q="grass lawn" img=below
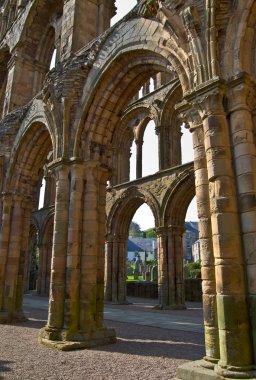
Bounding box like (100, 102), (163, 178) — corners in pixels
(126, 276), (144, 282)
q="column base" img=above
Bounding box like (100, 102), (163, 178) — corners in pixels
(38, 326), (116, 351)
(0, 310), (27, 324)
(174, 361), (256, 380)
(201, 356), (219, 370)
(154, 304), (186, 310)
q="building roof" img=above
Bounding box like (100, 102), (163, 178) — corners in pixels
(185, 221), (198, 233)
(127, 237), (157, 252)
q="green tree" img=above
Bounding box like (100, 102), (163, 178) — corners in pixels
(184, 261), (201, 279)
(129, 221), (142, 237)
(144, 228), (156, 238)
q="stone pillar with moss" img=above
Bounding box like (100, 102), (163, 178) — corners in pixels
(0, 193), (32, 322)
(176, 82), (255, 379)
(39, 160), (116, 350)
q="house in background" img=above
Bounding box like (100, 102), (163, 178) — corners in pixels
(192, 240), (201, 262)
(127, 237), (157, 262)
(183, 222), (199, 263)
(127, 221), (199, 264)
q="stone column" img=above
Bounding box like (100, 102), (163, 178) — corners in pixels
(142, 81), (150, 96)
(171, 123), (182, 166)
(155, 125), (167, 170)
(156, 225), (186, 309)
(227, 75), (256, 364)
(37, 238), (52, 296)
(0, 155), (5, 227)
(195, 86), (254, 377)
(37, 242), (47, 295)
(0, 193), (13, 318)
(39, 161), (115, 349)
(79, 160), (115, 343)
(0, 193), (27, 322)
(169, 225), (186, 307)
(117, 236), (127, 303)
(190, 117), (220, 366)
(43, 172), (55, 208)
(105, 234), (127, 304)
(135, 139), (143, 179)
(104, 235), (113, 302)
(120, 145), (131, 184)
(156, 227), (168, 307)
(16, 197), (32, 308)
(63, 163), (83, 337)
(24, 232), (35, 292)
(41, 163), (70, 338)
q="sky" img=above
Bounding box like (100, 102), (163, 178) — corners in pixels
(111, 1), (137, 25)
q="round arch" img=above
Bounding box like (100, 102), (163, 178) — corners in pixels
(74, 16), (191, 158)
(4, 118), (54, 196)
(107, 186), (160, 237)
(105, 185), (160, 303)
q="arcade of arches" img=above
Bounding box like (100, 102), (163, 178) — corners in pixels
(1, 1), (256, 379)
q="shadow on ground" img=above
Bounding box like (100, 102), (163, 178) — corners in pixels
(0, 360), (13, 379)
(95, 320), (205, 360)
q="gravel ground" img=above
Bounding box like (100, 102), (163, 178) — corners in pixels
(0, 306), (204, 380)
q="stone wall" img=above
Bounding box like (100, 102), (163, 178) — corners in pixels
(126, 279), (202, 302)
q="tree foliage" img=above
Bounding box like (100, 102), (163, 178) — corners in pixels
(144, 228), (156, 238)
(129, 221), (142, 237)
(184, 261), (201, 279)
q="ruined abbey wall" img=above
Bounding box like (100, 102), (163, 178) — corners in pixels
(1, 1), (256, 379)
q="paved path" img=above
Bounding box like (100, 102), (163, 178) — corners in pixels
(23, 293), (204, 334)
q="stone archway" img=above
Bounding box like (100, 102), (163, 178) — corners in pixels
(1, 2), (256, 379)
(159, 166), (196, 309)
(106, 163), (195, 309)
(0, 118), (54, 322)
(35, 211), (54, 297)
(106, 186), (160, 304)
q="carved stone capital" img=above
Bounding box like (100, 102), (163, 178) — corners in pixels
(227, 73), (256, 114)
(185, 79), (226, 120)
(176, 99), (202, 131)
(168, 224), (185, 236)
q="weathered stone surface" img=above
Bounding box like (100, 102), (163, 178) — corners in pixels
(0, 1), (256, 379)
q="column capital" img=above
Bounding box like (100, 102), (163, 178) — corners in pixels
(168, 224), (185, 236)
(135, 138), (144, 146)
(155, 226), (168, 237)
(105, 233), (114, 243)
(1, 192), (13, 205)
(226, 73), (256, 114)
(85, 160), (112, 183)
(155, 125), (166, 135)
(184, 79), (226, 120)
(0, 191), (33, 210)
(176, 100), (202, 132)
(112, 233), (127, 243)
(48, 160), (70, 178)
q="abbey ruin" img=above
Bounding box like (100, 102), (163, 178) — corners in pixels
(0, 0), (256, 379)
